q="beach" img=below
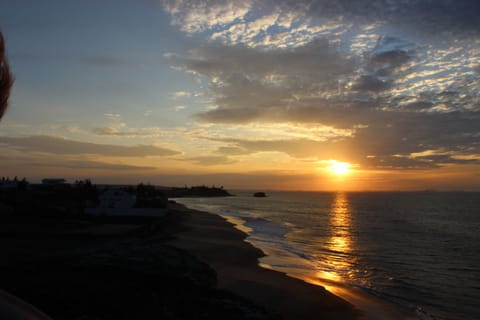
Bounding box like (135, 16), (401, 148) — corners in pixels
(0, 201), (419, 319)
(169, 202), (418, 320)
(0, 211), (270, 319)
(169, 203), (358, 319)
(175, 191), (480, 320)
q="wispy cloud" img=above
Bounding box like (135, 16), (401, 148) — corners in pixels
(173, 90), (192, 98)
(162, 0), (253, 33)
(0, 154), (156, 179)
(0, 135), (180, 157)
(184, 155), (237, 166)
(30, 159), (156, 171)
(210, 132), (480, 170)
(174, 105), (186, 111)
(90, 126), (161, 138)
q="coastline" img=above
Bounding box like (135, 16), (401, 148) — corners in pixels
(169, 202), (418, 320)
(0, 212), (274, 319)
(0, 200), (419, 319)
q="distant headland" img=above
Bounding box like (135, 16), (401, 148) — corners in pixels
(163, 185), (233, 198)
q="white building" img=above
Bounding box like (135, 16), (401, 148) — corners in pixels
(85, 188), (168, 217)
(98, 188), (136, 209)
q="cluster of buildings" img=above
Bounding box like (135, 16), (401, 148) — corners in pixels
(1, 177), (168, 218)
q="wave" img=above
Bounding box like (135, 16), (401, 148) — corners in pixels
(174, 192), (480, 320)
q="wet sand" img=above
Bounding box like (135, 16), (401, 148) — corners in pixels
(170, 203), (418, 320)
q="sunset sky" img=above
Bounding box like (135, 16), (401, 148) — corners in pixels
(1, 0), (479, 190)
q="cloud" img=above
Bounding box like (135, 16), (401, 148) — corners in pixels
(173, 90), (192, 98)
(104, 113), (121, 119)
(90, 125), (189, 139)
(166, 3), (479, 118)
(0, 155), (156, 183)
(162, 0), (352, 48)
(91, 126), (157, 138)
(172, 39), (352, 77)
(284, 0), (480, 35)
(163, 0), (480, 48)
(0, 135), (180, 157)
(174, 105), (186, 111)
(213, 137), (343, 159)
(187, 122), (353, 144)
(216, 146), (250, 156)
(169, 36), (479, 169)
(351, 75), (391, 92)
(164, 0), (480, 171)
(30, 159), (156, 171)
(171, 40), (355, 123)
(162, 0), (253, 33)
(352, 36), (416, 92)
(206, 108), (480, 169)
(184, 155), (237, 166)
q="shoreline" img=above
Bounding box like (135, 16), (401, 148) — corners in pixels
(0, 200), (419, 319)
(0, 212), (276, 319)
(170, 202), (418, 320)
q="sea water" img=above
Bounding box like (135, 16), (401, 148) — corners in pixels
(174, 191), (480, 320)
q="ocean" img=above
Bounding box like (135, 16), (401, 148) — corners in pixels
(174, 191), (480, 320)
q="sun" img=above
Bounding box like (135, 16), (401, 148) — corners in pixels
(328, 160), (351, 175)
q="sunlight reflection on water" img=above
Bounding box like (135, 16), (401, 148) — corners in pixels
(316, 192), (356, 283)
(174, 191), (480, 319)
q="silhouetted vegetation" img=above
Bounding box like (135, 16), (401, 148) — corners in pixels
(0, 178), (98, 216)
(165, 185), (233, 198)
(134, 183), (168, 208)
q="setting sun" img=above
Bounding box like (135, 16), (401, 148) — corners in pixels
(328, 160), (351, 176)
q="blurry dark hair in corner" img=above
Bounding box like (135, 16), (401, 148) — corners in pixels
(0, 32), (14, 120)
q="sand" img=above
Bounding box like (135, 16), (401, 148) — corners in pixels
(0, 214), (275, 319)
(0, 202), (417, 319)
(169, 203), (359, 319)
(169, 203), (418, 320)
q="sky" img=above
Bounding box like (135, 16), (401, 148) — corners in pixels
(0, 0), (479, 191)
